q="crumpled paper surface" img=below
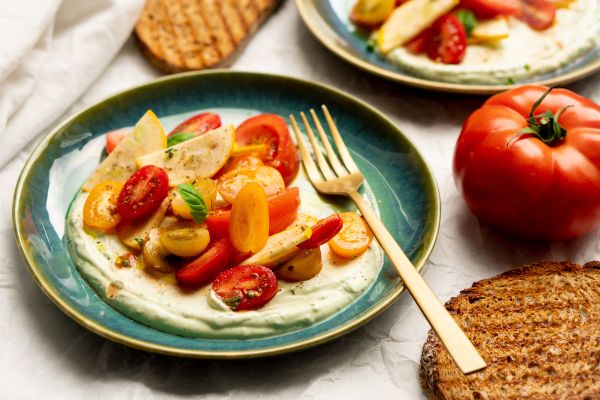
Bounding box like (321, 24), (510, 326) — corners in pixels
(1, 1), (599, 399)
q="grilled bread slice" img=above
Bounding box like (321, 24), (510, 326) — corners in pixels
(135, 0), (279, 73)
(421, 261), (600, 400)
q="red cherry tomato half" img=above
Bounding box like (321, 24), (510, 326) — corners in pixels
(518, 0), (555, 31)
(117, 165), (169, 220)
(106, 128), (129, 154)
(235, 114), (299, 185)
(460, 0), (521, 18)
(426, 14), (467, 65)
(212, 264), (278, 311)
(405, 28), (432, 54)
(168, 112), (221, 137)
(205, 187), (300, 239)
(298, 214), (344, 249)
(176, 238), (232, 288)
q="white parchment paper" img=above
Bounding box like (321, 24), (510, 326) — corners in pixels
(1, 1), (599, 399)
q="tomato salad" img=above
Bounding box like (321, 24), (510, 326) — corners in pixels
(81, 112), (374, 312)
(352, 0), (559, 65)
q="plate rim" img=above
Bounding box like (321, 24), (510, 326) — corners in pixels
(295, 0), (600, 95)
(12, 69), (441, 358)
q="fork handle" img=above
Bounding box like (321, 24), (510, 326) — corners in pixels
(348, 191), (486, 375)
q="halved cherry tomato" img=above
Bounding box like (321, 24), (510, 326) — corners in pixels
(212, 264), (278, 311)
(329, 212), (374, 258)
(117, 165), (169, 220)
(405, 29), (432, 55)
(222, 155), (264, 175)
(217, 166), (285, 204)
(83, 181), (123, 231)
(159, 220), (211, 258)
(426, 14), (467, 65)
(229, 183), (270, 253)
(176, 238), (232, 288)
(519, 0), (555, 30)
(206, 187), (300, 239)
(460, 0), (521, 18)
(168, 112), (221, 137)
(170, 177), (217, 219)
(350, 0), (395, 28)
(105, 128), (128, 154)
(235, 114), (299, 185)
(298, 214), (344, 249)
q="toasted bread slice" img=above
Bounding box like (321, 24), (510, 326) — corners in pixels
(135, 0), (279, 73)
(421, 261), (600, 400)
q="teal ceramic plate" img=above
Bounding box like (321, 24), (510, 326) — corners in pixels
(13, 70), (440, 358)
(296, 0), (600, 94)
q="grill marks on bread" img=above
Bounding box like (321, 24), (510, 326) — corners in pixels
(420, 261), (600, 400)
(135, 0), (278, 73)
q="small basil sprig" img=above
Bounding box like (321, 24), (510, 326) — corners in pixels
(167, 132), (196, 147)
(177, 183), (208, 224)
(456, 10), (477, 37)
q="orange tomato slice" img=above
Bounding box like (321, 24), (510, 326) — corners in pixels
(229, 183), (269, 253)
(328, 212), (373, 258)
(83, 181), (123, 231)
(217, 166), (284, 204)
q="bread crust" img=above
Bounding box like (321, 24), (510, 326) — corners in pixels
(134, 0), (280, 74)
(420, 261), (600, 400)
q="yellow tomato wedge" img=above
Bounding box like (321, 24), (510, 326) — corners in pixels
(229, 182), (270, 253)
(217, 166), (285, 204)
(230, 143), (267, 157)
(83, 181), (123, 231)
(329, 212), (373, 258)
(351, 0), (395, 26)
(170, 177), (217, 220)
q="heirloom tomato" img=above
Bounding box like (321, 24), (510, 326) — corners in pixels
(453, 85), (600, 241)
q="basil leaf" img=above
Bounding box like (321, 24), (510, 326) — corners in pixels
(167, 132), (196, 147)
(177, 183), (208, 224)
(456, 10), (477, 37)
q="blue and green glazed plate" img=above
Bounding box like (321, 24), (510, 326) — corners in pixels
(13, 70), (440, 358)
(296, 0), (600, 94)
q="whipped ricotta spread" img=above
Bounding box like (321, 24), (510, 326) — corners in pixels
(385, 0), (600, 84)
(66, 175), (383, 338)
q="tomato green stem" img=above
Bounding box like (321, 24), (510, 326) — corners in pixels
(507, 87), (572, 147)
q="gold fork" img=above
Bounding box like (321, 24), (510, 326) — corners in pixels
(289, 106), (486, 375)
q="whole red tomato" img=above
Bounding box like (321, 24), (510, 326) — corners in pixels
(453, 85), (600, 241)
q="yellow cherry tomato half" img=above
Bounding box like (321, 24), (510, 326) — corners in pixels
(159, 221), (210, 258)
(217, 166), (284, 204)
(171, 177), (217, 220)
(328, 212), (373, 258)
(83, 181), (123, 231)
(229, 182), (270, 253)
(351, 0), (395, 27)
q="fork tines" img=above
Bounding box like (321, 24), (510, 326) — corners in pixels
(289, 105), (362, 189)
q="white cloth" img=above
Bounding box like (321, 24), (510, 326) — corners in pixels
(0, 0), (144, 166)
(1, 1), (600, 399)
